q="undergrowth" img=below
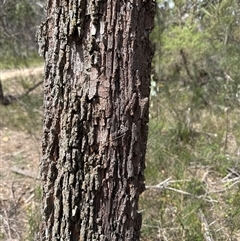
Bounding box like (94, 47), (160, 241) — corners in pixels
(0, 53), (43, 69)
(0, 75), (43, 134)
(1, 67), (240, 240)
(24, 185), (42, 241)
(0, 73), (43, 240)
(140, 79), (240, 240)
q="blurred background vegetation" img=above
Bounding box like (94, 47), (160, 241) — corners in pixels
(0, 0), (44, 68)
(141, 0), (240, 240)
(0, 1), (44, 240)
(1, 0), (240, 240)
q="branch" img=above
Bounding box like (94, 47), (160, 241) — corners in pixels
(21, 80), (43, 97)
(0, 80), (43, 105)
(146, 177), (172, 190)
(10, 166), (40, 180)
(146, 177), (218, 203)
(198, 209), (214, 241)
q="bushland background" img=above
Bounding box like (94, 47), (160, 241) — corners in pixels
(1, 1), (240, 240)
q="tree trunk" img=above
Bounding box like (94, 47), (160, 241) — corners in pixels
(36, 1), (155, 240)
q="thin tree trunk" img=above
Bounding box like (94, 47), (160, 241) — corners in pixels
(36, 1), (155, 240)
(0, 80), (4, 103)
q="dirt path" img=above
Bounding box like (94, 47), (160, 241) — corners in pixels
(0, 66), (43, 81)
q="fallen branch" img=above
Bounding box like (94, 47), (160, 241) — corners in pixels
(146, 177), (218, 203)
(198, 209), (214, 241)
(146, 177), (173, 190)
(10, 166), (40, 180)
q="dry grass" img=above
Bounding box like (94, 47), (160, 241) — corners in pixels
(0, 68), (43, 241)
(140, 81), (240, 241)
(1, 67), (240, 241)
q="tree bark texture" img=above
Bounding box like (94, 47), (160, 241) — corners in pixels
(36, 1), (155, 240)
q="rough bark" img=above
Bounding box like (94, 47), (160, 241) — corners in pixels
(36, 1), (155, 240)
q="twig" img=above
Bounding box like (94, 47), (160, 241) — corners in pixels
(222, 167), (240, 182)
(24, 193), (35, 205)
(209, 179), (240, 194)
(166, 187), (217, 203)
(146, 177), (172, 190)
(198, 209), (214, 241)
(146, 177), (218, 203)
(3, 209), (12, 240)
(0, 79), (43, 105)
(166, 186), (194, 196)
(21, 80), (43, 97)
(10, 166), (40, 180)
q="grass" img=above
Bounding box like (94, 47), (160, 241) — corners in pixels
(0, 70), (43, 240)
(24, 185), (42, 241)
(0, 53), (43, 70)
(0, 75), (43, 134)
(1, 58), (240, 240)
(140, 79), (240, 240)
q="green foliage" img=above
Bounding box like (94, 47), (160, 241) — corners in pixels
(141, 83), (240, 240)
(0, 0), (44, 67)
(0, 76), (43, 134)
(0, 53), (43, 69)
(152, 0), (240, 107)
(141, 0), (240, 240)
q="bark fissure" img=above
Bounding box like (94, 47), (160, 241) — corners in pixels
(37, 1), (155, 240)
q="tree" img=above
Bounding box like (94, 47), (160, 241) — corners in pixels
(0, 0), (45, 65)
(36, 1), (155, 240)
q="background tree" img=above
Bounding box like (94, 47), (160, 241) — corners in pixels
(0, 0), (45, 67)
(0, 0), (45, 104)
(36, 1), (155, 240)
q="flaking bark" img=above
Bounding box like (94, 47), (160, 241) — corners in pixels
(36, 1), (155, 240)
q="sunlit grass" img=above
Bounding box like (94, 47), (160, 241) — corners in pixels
(0, 53), (43, 70)
(0, 75), (43, 134)
(140, 80), (240, 240)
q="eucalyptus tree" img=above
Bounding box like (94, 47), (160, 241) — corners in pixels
(36, 1), (155, 240)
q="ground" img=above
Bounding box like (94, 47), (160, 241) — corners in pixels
(0, 67), (43, 82)
(0, 67), (43, 240)
(1, 66), (240, 241)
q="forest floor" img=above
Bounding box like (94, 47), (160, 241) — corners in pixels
(0, 66), (43, 81)
(0, 66), (43, 240)
(1, 66), (240, 241)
